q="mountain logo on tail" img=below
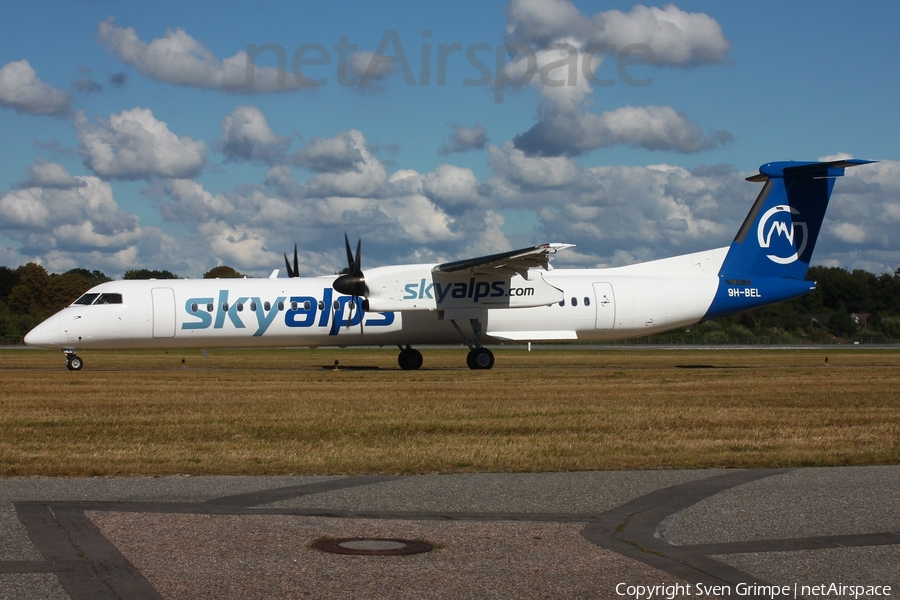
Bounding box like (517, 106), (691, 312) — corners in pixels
(758, 205), (807, 265)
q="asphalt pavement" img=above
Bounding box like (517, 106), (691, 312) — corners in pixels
(0, 467), (897, 599)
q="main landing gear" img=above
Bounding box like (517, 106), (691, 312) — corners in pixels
(466, 347), (494, 370)
(396, 344), (494, 371)
(397, 319), (494, 371)
(64, 351), (83, 371)
(396, 316), (495, 370)
(451, 316), (494, 370)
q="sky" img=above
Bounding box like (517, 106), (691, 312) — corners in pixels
(1, 0), (900, 278)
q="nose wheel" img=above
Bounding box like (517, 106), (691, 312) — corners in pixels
(65, 353), (83, 371)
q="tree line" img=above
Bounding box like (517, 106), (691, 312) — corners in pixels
(2, 262), (900, 343)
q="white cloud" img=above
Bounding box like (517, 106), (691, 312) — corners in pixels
(293, 131), (366, 173)
(75, 107), (207, 179)
(0, 60), (71, 116)
(422, 164), (484, 206)
(97, 18), (307, 93)
(21, 159), (84, 188)
(829, 222), (867, 244)
(53, 220), (142, 250)
(0, 165), (177, 275)
(502, 0), (732, 157)
(339, 51), (396, 88)
(197, 221), (279, 268)
(598, 5), (731, 67)
(158, 179), (236, 223)
(514, 104), (734, 156)
(214, 105), (290, 164)
(0, 188), (51, 228)
(302, 130), (389, 197)
(505, 0), (730, 67)
(438, 123), (488, 155)
(488, 142), (584, 191)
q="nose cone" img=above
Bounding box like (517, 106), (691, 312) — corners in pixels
(23, 314), (61, 348)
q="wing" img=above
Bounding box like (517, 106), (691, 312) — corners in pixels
(434, 243), (574, 277)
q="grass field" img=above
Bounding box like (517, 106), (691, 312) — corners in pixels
(1, 346), (898, 476)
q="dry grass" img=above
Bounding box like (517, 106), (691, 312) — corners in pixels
(1, 347), (898, 476)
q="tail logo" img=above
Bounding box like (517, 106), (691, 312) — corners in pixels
(757, 205), (807, 265)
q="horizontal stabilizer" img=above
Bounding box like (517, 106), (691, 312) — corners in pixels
(746, 158), (875, 182)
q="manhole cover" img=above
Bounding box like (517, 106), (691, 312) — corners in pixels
(311, 538), (433, 556)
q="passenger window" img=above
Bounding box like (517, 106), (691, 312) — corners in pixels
(558, 300), (564, 307)
(318, 301), (325, 310)
(191, 303), (198, 313)
(206, 303), (213, 312)
(277, 301), (284, 311)
(236, 302), (244, 312)
(304, 301), (311, 311)
(73, 293), (100, 305)
(291, 301), (298, 311)
(571, 297), (577, 307)
(222, 302), (229, 311)
(584, 297), (590, 306)
(250, 301), (257, 312)
(264, 301), (271, 311)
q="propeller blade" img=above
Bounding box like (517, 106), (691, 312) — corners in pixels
(283, 243), (301, 278)
(344, 232), (355, 274)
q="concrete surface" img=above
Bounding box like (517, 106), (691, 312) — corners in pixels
(0, 467), (896, 599)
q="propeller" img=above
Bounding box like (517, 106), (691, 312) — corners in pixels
(333, 233), (369, 297)
(333, 233), (369, 334)
(283, 243), (300, 278)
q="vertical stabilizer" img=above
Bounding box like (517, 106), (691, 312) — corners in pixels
(704, 159), (873, 320)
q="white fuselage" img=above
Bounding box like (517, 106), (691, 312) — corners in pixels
(24, 247), (727, 351)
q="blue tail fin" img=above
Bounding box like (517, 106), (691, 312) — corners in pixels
(704, 158), (874, 320)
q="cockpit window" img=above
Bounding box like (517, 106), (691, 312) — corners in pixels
(72, 292), (123, 306)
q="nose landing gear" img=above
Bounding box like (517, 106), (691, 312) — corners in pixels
(64, 351), (83, 371)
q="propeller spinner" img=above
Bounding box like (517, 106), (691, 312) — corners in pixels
(332, 233), (369, 298)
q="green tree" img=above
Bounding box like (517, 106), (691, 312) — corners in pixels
(0, 266), (18, 302)
(203, 265), (245, 279)
(46, 272), (93, 312)
(825, 302), (857, 336)
(7, 285), (36, 315)
(64, 268), (112, 286)
(124, 269), (180, 280)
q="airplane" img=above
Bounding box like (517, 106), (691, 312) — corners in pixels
(24, 158), (874, 371)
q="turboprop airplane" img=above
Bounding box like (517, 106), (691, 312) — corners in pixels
(24, 158), (873, 371)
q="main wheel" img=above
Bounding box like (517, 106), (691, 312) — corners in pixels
(467, 348), (494, 370)
(66, 355), (84, 371)
(398, 348), (423, 370)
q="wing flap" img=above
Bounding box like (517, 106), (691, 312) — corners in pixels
(435, 243), (574, 277)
